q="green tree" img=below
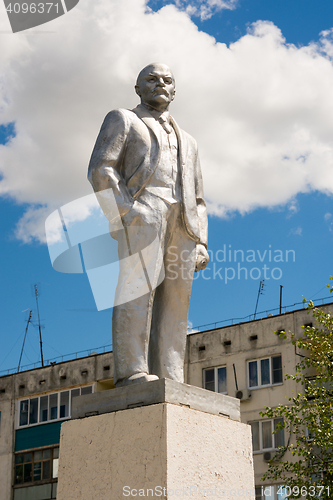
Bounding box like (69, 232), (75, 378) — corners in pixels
(260, 297), (333, 499)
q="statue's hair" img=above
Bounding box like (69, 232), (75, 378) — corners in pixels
(136, 63), (175, 87)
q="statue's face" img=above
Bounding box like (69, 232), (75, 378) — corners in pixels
(135, 63), (175, 111)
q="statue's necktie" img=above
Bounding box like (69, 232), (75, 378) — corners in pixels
(158, 115), (173, 134)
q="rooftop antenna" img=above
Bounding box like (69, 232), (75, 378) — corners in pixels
(34, 284), (44, 367)
(279, 285), (283, 314)
(18, 310), (32, 372)
(254, 280), (265, 320)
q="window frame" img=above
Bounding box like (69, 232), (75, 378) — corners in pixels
(249, 418), (285, 453)
(17, 385), (94, 429)
(203, 366), (227, 394)
(14, 446), (59, 487)
(247, 355), (283, 389)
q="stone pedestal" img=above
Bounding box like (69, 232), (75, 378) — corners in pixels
(57, 379), (255, 499)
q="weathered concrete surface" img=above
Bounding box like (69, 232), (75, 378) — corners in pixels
(72, 377), (240, 422)
(166, 404), (254, 497)
(0, 394), (14, 500)
(57, 402), (254, 500)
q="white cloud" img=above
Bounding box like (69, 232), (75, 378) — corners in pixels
(324, 212), (333, 232)
(14, 206), (51, 243)
(172, 0), (238, 20)
(289, 227), (303, 236)
(187, 321), (199, 333)
(287, 199), (299, 217)
(1, 1), (333, 242)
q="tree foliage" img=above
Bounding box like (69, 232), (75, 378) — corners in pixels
(260, 294), (333, 498)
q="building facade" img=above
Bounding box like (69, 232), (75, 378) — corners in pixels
(186, 305), (324, 500)
(0, 304), (329, 500)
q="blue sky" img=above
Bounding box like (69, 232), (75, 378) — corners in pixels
(1, 0), (333, 374)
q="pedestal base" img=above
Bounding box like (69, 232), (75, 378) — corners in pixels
(57, 381), (255, 499)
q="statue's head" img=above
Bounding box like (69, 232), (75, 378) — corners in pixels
(135, 63), (175, 112)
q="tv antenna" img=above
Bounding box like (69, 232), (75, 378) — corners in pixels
(254, 280), (265, 319)
(18, 310), (32, 372)
(34, 284), (44, 367)
(279, 285), (283, 314)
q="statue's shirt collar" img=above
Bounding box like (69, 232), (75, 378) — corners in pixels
(141, 103), (170, 124)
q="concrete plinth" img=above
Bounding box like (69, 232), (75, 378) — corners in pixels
(57, 380), (255, 500)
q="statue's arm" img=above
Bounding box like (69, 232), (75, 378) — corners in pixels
(194, 148), (208, 249)
(192, 145), (209, 271)
(88, 109), (134, 218)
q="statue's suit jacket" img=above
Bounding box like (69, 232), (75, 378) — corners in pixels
(88, 104), (208, 247)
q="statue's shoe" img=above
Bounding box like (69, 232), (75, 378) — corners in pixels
(116, 372), (159, 388)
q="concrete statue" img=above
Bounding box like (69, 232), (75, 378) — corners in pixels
(88, 63), (209, 387)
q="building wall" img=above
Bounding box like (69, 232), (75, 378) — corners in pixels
(0, 352), (114, 500)
(0, 375), (14, 500)
(12, 352), (114, 402)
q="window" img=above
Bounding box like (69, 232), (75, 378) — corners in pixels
(14, 446), (59, 485)
(19, 400), (29, 426)
(248, 355), (283, 389)
(250, 418), (284, 452)
(60, 391), (69, 418)
(17, 386), (93, 428)
(255, 486), (287, 500)
(306, 423), (317, 441)
(53, 447), (59, 478)
(29, 398), (38, 424)
(40, 395), (48, 422)
(203, 366), (227, 394)
(49, 394), (58, 420)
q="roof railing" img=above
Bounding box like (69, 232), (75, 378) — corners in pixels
(1, 295), (332, 377)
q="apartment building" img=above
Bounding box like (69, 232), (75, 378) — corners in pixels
(186, 304), (324, 500)
(0, 304), (328, 500)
